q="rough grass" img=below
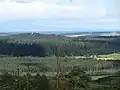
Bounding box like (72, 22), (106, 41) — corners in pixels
(0, 56), (120, 80)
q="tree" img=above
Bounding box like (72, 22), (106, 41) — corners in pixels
(65, 68), (91, 90)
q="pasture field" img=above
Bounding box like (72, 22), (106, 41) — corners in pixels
(98, 53), (120, 59)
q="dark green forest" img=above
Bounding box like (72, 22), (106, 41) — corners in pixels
(0, 38), (120, 57)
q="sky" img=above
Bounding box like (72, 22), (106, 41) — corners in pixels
(0, 0), (120, 32)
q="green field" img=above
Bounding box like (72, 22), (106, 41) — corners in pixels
(98, 53), (120, 58)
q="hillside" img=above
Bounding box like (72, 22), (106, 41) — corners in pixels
(0, 32), (120, 57)
(0, 32), (70, 41)
(72, 36), (120, 41)
(0, 33), (12, 36)
(64, 31), (120, 37)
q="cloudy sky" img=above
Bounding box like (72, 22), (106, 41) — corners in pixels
(0, 0), (120, 32)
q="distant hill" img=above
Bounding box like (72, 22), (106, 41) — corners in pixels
(0, 33), (12, 36)
(0, 32), (70, 41)
(1, 31), (120, 41)
(63, 31), (120, 37)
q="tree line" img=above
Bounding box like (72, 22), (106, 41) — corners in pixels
(0, 39), (120, 57)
